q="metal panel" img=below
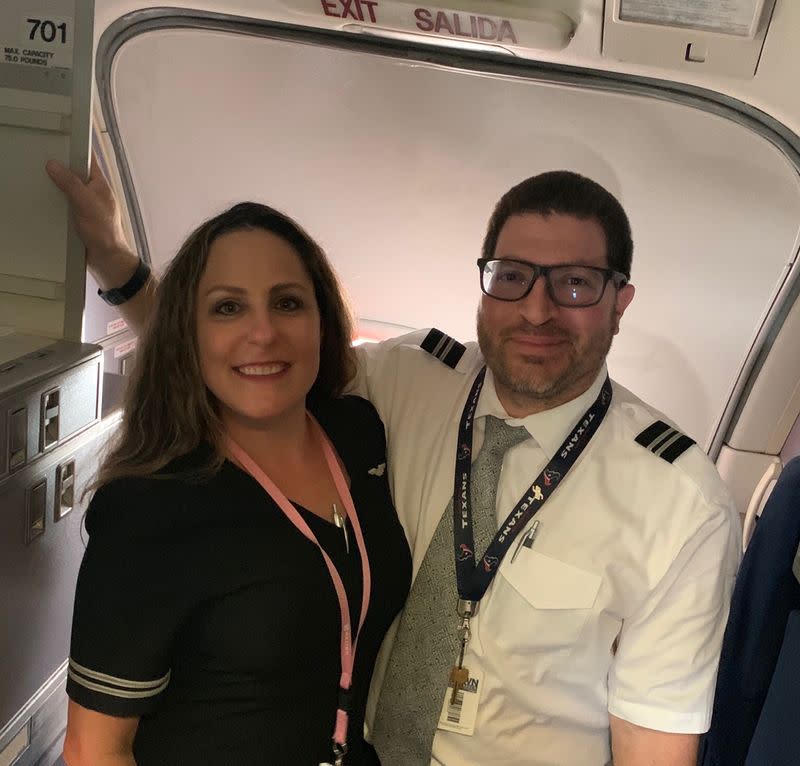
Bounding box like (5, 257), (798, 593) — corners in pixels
(0, 418), (118, 751)
(0, 342), (101, 479)
(0, 342), (104, 747)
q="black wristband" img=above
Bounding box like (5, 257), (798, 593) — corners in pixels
(97, 260), (151, 306)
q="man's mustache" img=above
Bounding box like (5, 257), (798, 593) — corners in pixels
(501, 321), (571, 341)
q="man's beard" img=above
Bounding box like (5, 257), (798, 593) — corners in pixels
(476, 312), (614, 409)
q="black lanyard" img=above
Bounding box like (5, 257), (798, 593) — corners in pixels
(452, 367), (613, 604)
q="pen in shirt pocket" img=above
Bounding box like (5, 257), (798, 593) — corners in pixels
(511, 520), (541, 563)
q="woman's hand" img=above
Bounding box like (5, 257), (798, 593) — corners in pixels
(46, 153), (133, 267)
(46, 151), (154, 333)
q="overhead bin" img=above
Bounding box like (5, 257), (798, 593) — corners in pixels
(0, 0), (93, 348)
(603, 0), (777, 78)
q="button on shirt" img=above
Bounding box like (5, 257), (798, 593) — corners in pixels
(353, 330), (741, 766)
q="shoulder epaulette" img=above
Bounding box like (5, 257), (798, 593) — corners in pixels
(420, 329), (466, 369)
(635, 420), (696, 464)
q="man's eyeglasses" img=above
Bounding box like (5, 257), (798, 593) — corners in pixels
(477, 258), (628, 307)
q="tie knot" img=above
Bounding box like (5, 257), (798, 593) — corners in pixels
(482, 415), (530, 458)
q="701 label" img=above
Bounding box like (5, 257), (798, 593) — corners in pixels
(26, 18), (68, 44)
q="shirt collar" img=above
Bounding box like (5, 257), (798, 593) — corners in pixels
(474, 364), (609, 457)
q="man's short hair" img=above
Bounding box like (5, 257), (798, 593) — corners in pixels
(482, 171), (634, 279)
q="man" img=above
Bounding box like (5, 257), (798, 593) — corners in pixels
(48, 159), (740, 765)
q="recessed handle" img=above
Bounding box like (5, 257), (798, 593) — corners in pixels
(40, 388), (60, 450)
(55, 459), (76, 521)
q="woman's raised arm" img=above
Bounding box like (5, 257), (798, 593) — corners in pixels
(46, 153), (155, 334)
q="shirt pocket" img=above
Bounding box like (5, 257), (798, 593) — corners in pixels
(494, 550), (602, 652)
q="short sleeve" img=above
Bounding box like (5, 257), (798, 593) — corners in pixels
(319, 395), (388, 467)
(350, 328), (478, 431)
(67, 479), (193, 717)
(608, 496), (741, 733)
(349, 330), (437, 408)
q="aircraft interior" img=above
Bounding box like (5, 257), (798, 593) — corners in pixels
(1, 0), (799, 763)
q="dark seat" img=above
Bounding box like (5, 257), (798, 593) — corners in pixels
(699, 456), (800, 765)
(745, 609), (800, 764)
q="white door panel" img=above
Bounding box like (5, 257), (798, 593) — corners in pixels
(100, 22), (800, 451)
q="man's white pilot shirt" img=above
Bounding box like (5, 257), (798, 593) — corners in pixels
(355, 330), (741, 766)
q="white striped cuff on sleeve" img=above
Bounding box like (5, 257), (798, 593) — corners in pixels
(68, 658), (171, 700)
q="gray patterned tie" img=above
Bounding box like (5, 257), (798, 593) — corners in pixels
(371, 415), (530, 765)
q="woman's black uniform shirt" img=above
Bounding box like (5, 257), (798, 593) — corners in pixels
(67, 396), (411, 765)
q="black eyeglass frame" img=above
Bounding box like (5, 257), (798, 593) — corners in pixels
(476, 257), (629, 307)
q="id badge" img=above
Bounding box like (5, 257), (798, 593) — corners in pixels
(437, 668), (483, 736)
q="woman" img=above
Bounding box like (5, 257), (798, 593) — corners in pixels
(62, 202), (411, 765)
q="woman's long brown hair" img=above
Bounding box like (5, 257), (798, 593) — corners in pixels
(92, 202), (356, 490)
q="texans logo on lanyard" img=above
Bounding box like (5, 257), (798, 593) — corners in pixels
(446, 368), (613, 707)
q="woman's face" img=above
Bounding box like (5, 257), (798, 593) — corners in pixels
(195, 228), (321, 432)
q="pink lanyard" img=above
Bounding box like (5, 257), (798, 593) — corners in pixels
(226, 413), (372, 765)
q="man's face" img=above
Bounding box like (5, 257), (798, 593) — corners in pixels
(477, 213), (635, 416)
